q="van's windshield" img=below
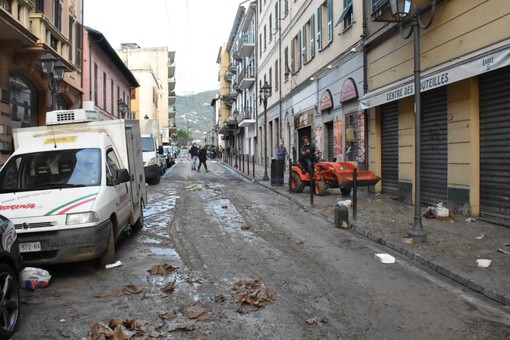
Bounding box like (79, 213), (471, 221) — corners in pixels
(141, 137), (155, 152)
(0, 149), (101, 193)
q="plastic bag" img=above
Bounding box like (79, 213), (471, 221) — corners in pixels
(20, 267), (51, 290)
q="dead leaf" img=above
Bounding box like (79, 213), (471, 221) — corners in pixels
(161, 280), (176, 294)
(232, 279), (275, 309)
(148, 263), (179, 275)
(214, 294), (226, 303)
(167, 322), (196, 332)
(179, 302), (210, 320)
(159, 311), (177, 320)
(305, 318), (318, 325)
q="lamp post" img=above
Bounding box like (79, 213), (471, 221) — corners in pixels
(259, 81), (271, 181)
(117, 99), (128, 118)
(233, 109), (239, 168)
(40, 52), (68, 110)
(389, 0), (436, 243)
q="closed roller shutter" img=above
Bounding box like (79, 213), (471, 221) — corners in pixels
(420, 87), (448, 205)
(326, 122), (334, 161)
(479, 66), (510, 225)
(381, 101), (399, 194)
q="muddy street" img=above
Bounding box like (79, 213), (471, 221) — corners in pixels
(12, 159), (510, 339)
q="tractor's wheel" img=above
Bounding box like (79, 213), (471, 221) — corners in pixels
(340, 187), (352, 196)
(291, 172), (304, 193)
(315, 180), (328, 196)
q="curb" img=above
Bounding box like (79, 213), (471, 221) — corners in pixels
(226, 163), (509, 306)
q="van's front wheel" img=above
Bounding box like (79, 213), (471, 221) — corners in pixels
(100, 221), (116, 267)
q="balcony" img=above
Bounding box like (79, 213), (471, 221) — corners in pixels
(238, 107), (255, 127)
(168, 78), (176, 93)
(30, 12), (71, 63)
(168, 106), (176, 119)
(0, 0), (38, 47)
(228, 60), (238, 73)
(168, 90), (176, 106)
(238, 32), (254, 58)
(228, 89), (239, 100)
(238, 65), (255, 90)
(168, 64), (175, 79)
(224, 72), (233, 82)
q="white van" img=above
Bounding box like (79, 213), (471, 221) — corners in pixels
(0, 109), (147, 265)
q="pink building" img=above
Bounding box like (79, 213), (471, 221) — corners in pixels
(82, 27), (138, 120)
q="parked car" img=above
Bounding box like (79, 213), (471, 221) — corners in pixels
(0, 214), (22, 339)
(162, 145), (175, 168)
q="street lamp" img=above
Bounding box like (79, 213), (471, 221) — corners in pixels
(389, 0), (436, 243)
(40, 52), (68, 110)
(117, 99), (128, 118)
(259, 81), (271, 181)
(233, 109), (239, 168)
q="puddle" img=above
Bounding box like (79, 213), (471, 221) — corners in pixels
(150, 247), (179, 257)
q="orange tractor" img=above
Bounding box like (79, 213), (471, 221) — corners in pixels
(290, 161), (381, 196)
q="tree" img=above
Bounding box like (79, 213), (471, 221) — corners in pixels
(175, 128), (193, 146)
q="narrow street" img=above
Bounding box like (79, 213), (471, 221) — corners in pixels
(13, 159), (510, 339)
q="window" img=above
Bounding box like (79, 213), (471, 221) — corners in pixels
(275, 60), (279, 90)
(259, 33), (262, 57)
(68, 17), (74, 62)
(284, 47), (290, 79)
(94, 63), (98, 104)
(9, 73), (38, 129)
(36, 0), (44, 12)
(291, 31), (301, 73)
(269, 14), (273, 42)
(54, 0), (62, 30)
(111, 79), (114, 114)
(317, 0), (333, 51)
(275, 1), (279, 29)
(337, 0), (353, 29)
(264, 25), (267, 50)
(303, 15), (315, 64)
(75, 23), (82, 68)
(103, 72), (107, 109)
(269, 67), (272, 92)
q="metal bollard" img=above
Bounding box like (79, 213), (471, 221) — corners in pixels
(353, 168), (357, 221)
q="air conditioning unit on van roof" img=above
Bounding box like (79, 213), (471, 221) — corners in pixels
(46, 109), (100, 125)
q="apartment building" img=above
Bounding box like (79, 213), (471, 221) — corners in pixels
(117, 44), (177, 144)
(0, 0), (83, 164)
(82, 27), (138, 120)
(364, 0), (510, 225)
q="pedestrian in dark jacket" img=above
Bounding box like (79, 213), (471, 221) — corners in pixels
(189, 143), (199, 170)
(197, 146), (209, 173)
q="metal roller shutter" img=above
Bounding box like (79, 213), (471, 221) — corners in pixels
(326, 122), (334, 161)
(479, 66), (510, 225)
(420, 87), (448, 205)
(381, 102), (399, 194)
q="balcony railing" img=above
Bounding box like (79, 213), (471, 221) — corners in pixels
(0, 0), (11, 11)
(238, 32), (255, 58)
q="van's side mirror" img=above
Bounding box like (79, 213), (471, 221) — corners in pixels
(158, 145), (163, 154)
(115, 168), (131, 184)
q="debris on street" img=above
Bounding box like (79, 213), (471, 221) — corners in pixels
(305, 318), (318, 325)
(94, 284), (144, 298)
(375, 253), (395, 264)
(497, 248), (509, 255)
(148, 263), (179, 275)
(86, 319), (167, 339)
(186, 184), (203, 191)
(232, 279), (275, 310)
(158, 311), (177, 320)
(105, 260), (122, 269)
(161, 280), (176, 294)
(423, 203), (454, 221)
(476, 259), (491, 268)
(20, 267), (51, 290)
(179, 302), (210, 320)
(475, 234), (485, 240)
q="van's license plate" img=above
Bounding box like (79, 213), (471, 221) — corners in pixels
(19, 242), (41, 253)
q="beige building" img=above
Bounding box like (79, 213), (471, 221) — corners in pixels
(117, 44), (177, 144)
(0, 0), (83, 163)
(363, 0), (510, 225)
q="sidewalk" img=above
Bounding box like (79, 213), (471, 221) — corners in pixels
(221, 158), (510, 306)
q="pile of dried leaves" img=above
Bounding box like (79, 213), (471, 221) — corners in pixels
(232, 279), (275, 311)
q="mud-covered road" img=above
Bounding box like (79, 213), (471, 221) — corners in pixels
(12, 159), (510, 339)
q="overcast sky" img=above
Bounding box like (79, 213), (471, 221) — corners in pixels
(84, 0), (245, 95)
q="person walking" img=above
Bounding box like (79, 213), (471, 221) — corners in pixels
(189, 143), (199, 170)
(197, 145), (210, 173)
(276, 142), (287, 160)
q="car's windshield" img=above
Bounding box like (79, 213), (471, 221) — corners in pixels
(0, 149), (101, 192)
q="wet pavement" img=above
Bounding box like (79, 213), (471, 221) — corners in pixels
(220, 158), (510, 307)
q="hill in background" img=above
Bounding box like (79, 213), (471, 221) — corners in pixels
(175, 90), (218, 142)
